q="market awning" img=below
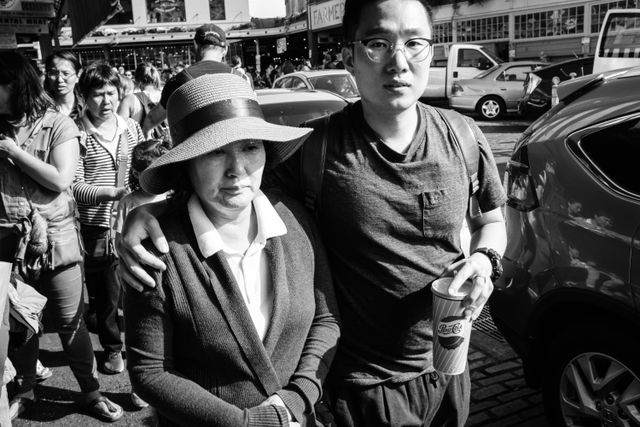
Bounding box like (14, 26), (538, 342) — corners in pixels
(68, 0), (122, 47)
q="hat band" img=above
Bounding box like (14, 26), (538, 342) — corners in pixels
(171, 98), (264, 145)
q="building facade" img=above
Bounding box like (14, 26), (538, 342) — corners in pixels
(58, 0), (251, 71)
(49, 0), (639, 73)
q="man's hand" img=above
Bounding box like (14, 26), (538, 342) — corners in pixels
(443, 252), (494, 321)
(116, 202), (169, 292)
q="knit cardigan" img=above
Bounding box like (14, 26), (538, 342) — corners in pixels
(124, 190), (340, 427)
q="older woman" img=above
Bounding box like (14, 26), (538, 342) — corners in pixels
(0, 52), (122, 422)
(125, 73), (340, 426)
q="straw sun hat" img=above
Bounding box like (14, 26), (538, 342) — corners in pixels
(140, 73), (313, 194)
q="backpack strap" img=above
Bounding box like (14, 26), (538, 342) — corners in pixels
(436, 108), (482, 218)
(300, 115), (330, 216)
(134, 92), (149, 123)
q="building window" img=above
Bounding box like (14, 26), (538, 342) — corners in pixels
(146, 0), (185, 23)
(591, 1), (639, 33)
(455, 15), (508, 42)
(433, 22), (452, 44)
(209, 0), (226, 20)
(515, 7), (584, 39)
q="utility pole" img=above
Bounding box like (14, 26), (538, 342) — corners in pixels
(306, 0), (317, 66)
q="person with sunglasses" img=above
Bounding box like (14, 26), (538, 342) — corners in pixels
(117, 1), (507, 425)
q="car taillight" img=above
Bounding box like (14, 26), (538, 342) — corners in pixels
(524, 74), (542, 97)
(504, 147), (539, 212)
(451, 82), (463, 96)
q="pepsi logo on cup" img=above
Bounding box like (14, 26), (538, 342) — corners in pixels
(437, 314), (467, 350)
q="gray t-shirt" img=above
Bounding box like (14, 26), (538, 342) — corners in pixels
(266, 102), (506, 386)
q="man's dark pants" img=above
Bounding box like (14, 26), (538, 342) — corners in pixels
(327, 366), (471, 427)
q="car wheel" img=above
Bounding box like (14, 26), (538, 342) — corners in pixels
(542, 322), (640, 427)
(476, 96), (505, 120)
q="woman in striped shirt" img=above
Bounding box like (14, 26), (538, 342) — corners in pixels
(73, 64), (144, 391)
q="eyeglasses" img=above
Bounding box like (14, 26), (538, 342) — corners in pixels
(124, 72), (132, 78)
(351, 37), (434, 63)
(46, 69), (76, 80)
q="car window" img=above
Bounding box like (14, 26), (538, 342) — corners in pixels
(275, 77), (293, 89)
(497, 65), (536, 82)
(310, 75), (360, 98)
(579, 117), (640, 195)
(457, 49), (493, 69)
(291, 77), (306, 90)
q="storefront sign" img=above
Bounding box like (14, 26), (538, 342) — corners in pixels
(0, 0), (54, 32)
(310, 0), (345, 30)
(0, 15), (49, 33)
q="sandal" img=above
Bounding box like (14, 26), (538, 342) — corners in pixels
(85, 396), (123, 422)
(9, 397), (35, 421)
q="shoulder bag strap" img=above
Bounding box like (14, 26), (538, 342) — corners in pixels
(300, 115), (330, 217)
(110, 123), (130, 241)
(436, 108), (482, 218)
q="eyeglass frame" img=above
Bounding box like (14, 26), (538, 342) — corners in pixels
(45, 69), (77, 80)
(349, 37), (434, 63)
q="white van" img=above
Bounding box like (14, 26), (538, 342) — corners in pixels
(593, 8), (640, 74)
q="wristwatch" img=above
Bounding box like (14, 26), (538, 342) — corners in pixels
(472, 247), (503, 282)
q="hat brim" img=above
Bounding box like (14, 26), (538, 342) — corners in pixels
(140, 117), (313, 194)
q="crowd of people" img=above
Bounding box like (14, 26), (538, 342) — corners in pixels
(0, 0), (507, 426)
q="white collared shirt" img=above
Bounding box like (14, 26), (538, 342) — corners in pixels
(81, 112), (128, 160)
(188, 191), (287, 341)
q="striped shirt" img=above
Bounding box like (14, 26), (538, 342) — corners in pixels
(73, 113), (143, 229)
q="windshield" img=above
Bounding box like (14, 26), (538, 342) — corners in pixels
(599, 13), (640, 56)
(309, 75), (360, 98)
(475, 65), (501, 79)
(484, 48), (503, 65)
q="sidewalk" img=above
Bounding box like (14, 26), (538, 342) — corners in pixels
(468, 308), (548, 426)
(13, 307), (548, 426)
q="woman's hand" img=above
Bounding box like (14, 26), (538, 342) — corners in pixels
(112, 186), (129, 201)
(116, 202), (169, 292)
(442, 252), (494, 321)
(0, 134), (17, 160)
(259, 395), (298, 426)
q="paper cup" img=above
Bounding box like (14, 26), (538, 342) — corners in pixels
(431, 277), (473, 375)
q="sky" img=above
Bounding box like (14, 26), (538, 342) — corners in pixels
(248, 0), (286, 18)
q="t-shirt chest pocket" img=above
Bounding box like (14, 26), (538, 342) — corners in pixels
(421, 187), (466, 239)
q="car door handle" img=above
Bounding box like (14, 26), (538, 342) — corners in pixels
(453, 71), (458, 78)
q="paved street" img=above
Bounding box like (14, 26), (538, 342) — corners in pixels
(13, 115), (549, 427)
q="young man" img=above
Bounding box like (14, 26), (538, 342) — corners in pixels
(141, 23), (232, 138)
(118, 0), (507, 425)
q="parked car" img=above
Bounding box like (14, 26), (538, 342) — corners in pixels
(256, 88), (348, 126)
(448, 61), (546, 120)
(491, 66), (640, 427)
(519, 56), (594, 117)
(272, 70), (360, 102)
